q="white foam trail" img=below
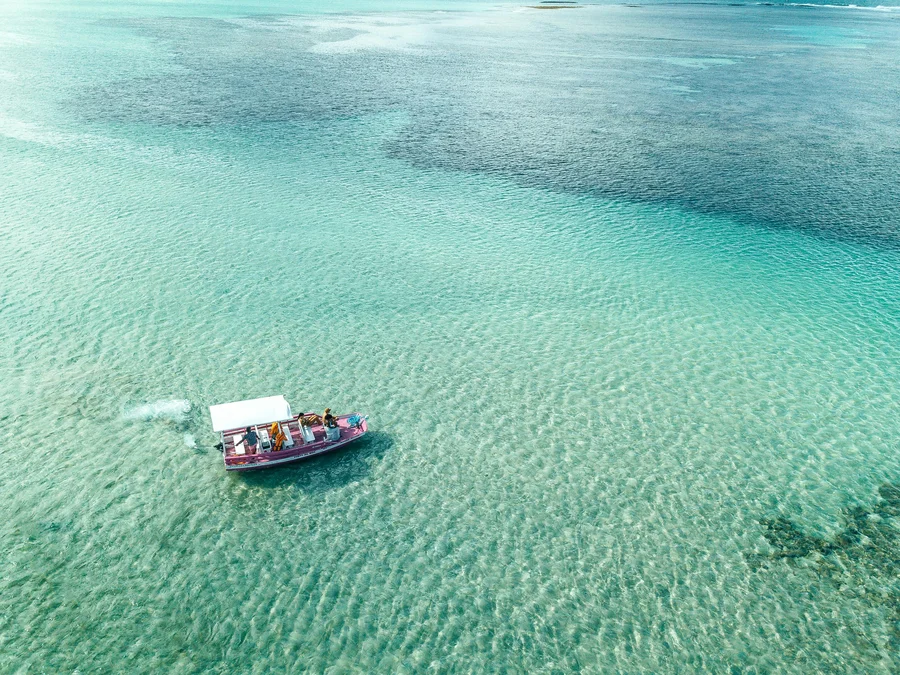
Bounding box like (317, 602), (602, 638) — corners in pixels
(305, 17), (432, 54)
(0, 31), (35, 46)
(0, 115), (78, 147)
(768, 3), (900, 10)
(123, 399), (191, 422)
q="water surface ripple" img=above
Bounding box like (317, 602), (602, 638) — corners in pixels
(1, 2), (900, 673)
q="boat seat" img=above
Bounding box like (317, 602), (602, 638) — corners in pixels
(281, 424), (294, 447)
(259, 428), (271, 452)
(232, 434), (246, 456)
(300, 425), (315, 443)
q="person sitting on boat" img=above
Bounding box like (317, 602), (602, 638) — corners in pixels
(323, 408), (338, 428)
(236, 426), (259, 453)
(300, 412), (321, 426)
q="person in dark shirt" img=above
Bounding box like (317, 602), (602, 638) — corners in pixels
(322, 408), (338, 428)
(237, 426), (259, 452)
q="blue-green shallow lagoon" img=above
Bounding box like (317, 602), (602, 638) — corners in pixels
(2, 2), (900, 672)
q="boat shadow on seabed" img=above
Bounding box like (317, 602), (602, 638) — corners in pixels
(232, 430), (393, 493)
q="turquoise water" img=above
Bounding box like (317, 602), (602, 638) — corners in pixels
(2, 1), (900, 672)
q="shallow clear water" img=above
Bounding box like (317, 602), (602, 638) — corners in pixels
(2, 1), (900, 672)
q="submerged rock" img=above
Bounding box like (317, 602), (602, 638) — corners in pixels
(760, 516), (828, 559)
(751, 482), (900, 654)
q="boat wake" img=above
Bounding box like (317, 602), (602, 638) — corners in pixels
(123, 399), (191, 423)
(761, 2), (900, 10)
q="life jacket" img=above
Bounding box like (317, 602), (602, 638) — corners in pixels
(274, 431), (286, 452)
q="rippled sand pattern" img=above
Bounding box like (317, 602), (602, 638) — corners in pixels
(2, 2), (900, 673)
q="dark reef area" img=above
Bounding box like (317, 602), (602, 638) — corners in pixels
(749, 484), (900, 651)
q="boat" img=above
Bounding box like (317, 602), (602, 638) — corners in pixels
(209, 395), (368, 471)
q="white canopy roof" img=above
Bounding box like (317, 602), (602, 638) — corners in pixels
(209, 395), (293, 432)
